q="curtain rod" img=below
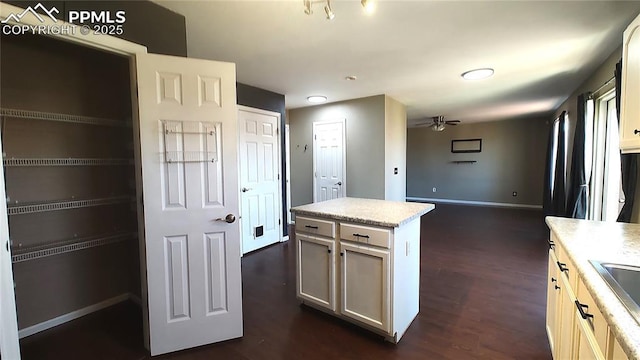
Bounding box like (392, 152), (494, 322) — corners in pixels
(588, 76), (615, 98)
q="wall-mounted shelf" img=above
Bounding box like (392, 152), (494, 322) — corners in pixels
(450, 160), (477, 164)
(7, 195), (134, 216)
(0, 108), (131, 128)
(3, 158), (133, 167)
(11, 231), (137, 263)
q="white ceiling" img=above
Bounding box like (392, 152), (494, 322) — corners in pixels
(155, 0), (640, 126)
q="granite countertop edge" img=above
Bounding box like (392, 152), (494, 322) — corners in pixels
(291, 206), (433, 228)
(546, 217), (640, 359)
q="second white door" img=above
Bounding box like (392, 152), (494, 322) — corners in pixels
(313, 120), (346, 202)
(238, 107), (282, 254)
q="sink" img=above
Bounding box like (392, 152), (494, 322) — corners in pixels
(590, 260), (640, 325)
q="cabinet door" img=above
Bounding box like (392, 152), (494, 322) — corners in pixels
(575, 307), (606, 360)
(558, 274), (577, 360)
(620, 13), (640, 153)
(296, 234), (336, 311)
(546, 250), (561, 357)
(340, 242), (390, 333)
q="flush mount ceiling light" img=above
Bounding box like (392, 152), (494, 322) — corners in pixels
(307, 95), (327, 103)
(461, 68), (494, 80)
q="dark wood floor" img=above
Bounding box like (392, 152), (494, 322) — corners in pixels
(19, 204), (552, 360)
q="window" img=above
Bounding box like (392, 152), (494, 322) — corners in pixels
(588, 90), (622, 221)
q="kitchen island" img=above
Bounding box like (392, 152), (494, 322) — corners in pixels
(546, 217), (640, 360)
(291, 197), (434, 343)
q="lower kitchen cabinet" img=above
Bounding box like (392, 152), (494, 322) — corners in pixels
(340, 242), (390, 333)
(296, 233), (336, 311)
(293, 206), (426, 343)
(546, 233), (629, 360)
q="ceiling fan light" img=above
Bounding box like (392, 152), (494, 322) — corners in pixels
(432, 124), (445, 132)
(303, 0), (312, 15)
(461, 68), (494, 80)
(307, 95), (327, 103)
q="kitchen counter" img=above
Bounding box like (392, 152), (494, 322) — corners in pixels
(546, 217), (640, 359)
(290, 197), (435, 228)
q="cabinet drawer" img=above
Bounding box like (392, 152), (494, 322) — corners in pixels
(340, 223), (391, 249)
(296, 216), (336, 238)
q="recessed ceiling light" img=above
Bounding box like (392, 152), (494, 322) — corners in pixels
(307, 95), (327, 103)
(461, 68), (494, 80)
(345, 75), (357, 81)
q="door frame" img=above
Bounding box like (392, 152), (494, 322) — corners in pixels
(312, 119), (347, 203)
(0, 2), (149, 354)
(237, 105), (284, 255)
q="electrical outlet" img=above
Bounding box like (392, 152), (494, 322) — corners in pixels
(432, 187), (437, 193)
(512, 191), (518, 197)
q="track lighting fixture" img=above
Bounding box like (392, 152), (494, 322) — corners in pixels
(324, 0), (335, 20)
(303, 0), (376, 19)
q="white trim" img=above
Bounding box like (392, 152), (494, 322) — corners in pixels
(312, 119), (347, 203)
(406, 197), (542, 210)
(18, 293), (131, 339)
(282, 235), (289, 242)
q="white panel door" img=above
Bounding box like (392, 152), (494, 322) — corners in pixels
(0, 132), (20, 360)
(238, 107), (281, 254)
(136, 53), (242, 356)
(313, 120), (346, 202)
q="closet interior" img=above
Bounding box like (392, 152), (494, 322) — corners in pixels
(1, 33), (141, 337)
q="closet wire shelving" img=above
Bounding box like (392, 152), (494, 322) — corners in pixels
(1, 108), (137, 263)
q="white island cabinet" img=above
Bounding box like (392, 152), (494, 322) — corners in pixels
(291, 198), (434, 343)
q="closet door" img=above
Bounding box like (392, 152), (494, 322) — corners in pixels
(0, 132), (20, 360)
(136, 53), (242, 356)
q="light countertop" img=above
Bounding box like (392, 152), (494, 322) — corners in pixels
(546, 217), (640, 359)
(290, 197), (435, 228)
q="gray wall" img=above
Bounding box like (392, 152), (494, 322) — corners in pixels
(407, 117), (547, 206)
(289, 95), (386, 207)
(384, 96), (407, 201)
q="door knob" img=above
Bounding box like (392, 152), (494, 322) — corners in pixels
(215, 214), (236, 223)
(335, 182), (342, 186)
(241, 187), (252, 193)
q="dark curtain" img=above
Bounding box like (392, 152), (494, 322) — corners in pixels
(617, 59), (638, 222)
(543, 120), (555, 216)
(566, 95), (589, 218)
(543, 111), (568, 217)
(552, 112), (567, 216)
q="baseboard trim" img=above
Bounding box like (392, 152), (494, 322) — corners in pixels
(18, 293), (132, 339)
(282, 235), (290, 242)
(406, 197), (542, 210)
(128, 293), (142, 307)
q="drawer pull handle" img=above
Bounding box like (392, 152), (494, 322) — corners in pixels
(304, 225), (319, 229)
(555, 285), (560, 290)
(557, 261), (569, 273)
(353, 233), (370, 239)
(635, 129), (640, 135)
(548, 240), (555, 249)
(575, 300), (594, 320)
(551, 277), (557, 283)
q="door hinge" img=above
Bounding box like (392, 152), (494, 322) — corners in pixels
(314, 134), (317, 140)
(278, 174), (280, 180)
(279, 219), (281, 225)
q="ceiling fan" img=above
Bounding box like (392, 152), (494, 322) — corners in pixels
(415, 116), (461, 132)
